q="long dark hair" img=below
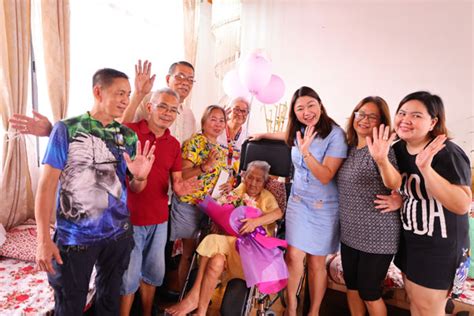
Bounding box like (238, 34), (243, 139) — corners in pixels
(396, 91), (448, 138)
(285, 86), (338, 147)
(346, 96), (391, 147)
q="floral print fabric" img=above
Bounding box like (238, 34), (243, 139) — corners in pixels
(179, 133), (228, 205)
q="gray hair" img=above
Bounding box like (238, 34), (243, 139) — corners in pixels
(246, 160), (271, 182)
(230, 96), (250, 112)
(149, 87), (179, 104)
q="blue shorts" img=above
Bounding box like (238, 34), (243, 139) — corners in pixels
(120, 223), (168, 295)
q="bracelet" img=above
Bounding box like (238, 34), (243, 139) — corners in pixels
(133, 176), (147, 182)
(199, 164), (206, 173)
(302, 152), (312, 159)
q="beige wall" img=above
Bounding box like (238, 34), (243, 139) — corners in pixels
(195, 0), (474, 159)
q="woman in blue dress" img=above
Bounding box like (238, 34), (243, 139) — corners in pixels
(253, 86), (347, 315)
(285, 86), (347, 315)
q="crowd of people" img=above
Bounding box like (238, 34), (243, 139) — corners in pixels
(9, 59), (472, 316)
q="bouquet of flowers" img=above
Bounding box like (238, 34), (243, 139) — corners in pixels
(217, 190), (257, 208)
(198, 195), (288, 294)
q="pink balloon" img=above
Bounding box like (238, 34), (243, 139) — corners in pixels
(256, 74), (285, 104)
(223, 69), (249, 98)
(239, 53), (272, 94)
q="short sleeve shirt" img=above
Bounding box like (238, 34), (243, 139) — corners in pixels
(232, 183), (279, 235)
(394, 140), (471, 252)
(291, 125), (347, 206)
(125, 120), (181, 225)
(179, 133), (228, 204)
(42, 112), (137, 246)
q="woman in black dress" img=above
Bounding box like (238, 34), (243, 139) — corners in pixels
(391, 91), (471, 316)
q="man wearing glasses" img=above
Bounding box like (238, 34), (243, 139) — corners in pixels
(10, 60), (198, 144)
(123, 60), (197, 144)
(119, 88), (199, 316)
(35, 68), (156, 315)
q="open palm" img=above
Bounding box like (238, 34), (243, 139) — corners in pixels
(416, 135), (447, 171)
(134, 59), (156, 95)
(367, 124), (396, 163)
(124, 140), (156, 180)
(296, 125), (317, 156)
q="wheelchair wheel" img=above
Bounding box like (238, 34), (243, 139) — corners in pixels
(220, 278), (252, 316)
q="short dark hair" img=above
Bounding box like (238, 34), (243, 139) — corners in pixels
(285, 86), (339, 147)
(396, 91), (448, 138)
(168, 61), (194, 75)
(346, 96), (391, 147)
(92, 68), (128, 88)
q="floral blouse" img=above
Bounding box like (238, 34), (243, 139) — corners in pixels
(179, 133), (228, 204)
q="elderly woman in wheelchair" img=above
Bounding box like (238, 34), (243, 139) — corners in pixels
(166, 160), (283, 316)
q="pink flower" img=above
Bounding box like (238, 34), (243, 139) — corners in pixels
(16, 294), (29, 302)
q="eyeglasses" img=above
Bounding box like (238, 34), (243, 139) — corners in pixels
(354, 111), (380, 123)
(173, 73), (196, 84)
(152, 103), (180, 115)
(233, 107), (249, 115)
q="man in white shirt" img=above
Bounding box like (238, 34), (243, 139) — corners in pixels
(124, 60), (197, 144)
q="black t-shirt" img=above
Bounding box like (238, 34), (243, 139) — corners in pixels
(393, 139), (471, 253)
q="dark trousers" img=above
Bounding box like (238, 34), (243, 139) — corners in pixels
(48, 235), (134, 316)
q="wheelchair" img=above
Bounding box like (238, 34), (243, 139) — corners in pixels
(178, 138), (297, 315)
(219, 138), (294, 316)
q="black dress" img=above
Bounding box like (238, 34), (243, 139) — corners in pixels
(393, 139), (471, 293)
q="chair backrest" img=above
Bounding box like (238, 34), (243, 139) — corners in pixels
(238, 139), (292, 178)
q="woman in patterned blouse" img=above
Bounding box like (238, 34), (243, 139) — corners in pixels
(336, 96), (401, 316)
(169, 105), (231, 291)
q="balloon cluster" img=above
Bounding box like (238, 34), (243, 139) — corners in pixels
(223, 52), (285, 104)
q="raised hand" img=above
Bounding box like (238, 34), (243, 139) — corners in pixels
(201, 148), (219, 172)
(367, 124), (396, 164)
(374, 190), (403, 213)
(9, 111), (53, 136)
(124, 140), (156, 180)
(296, 125), (317, 157)
(218, 181), (233, 195)
(134, 59), (156, 96)
(416, 134), (447, 171)
(173, 176), (202, 196)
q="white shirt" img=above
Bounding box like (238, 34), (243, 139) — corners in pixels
(170, 103), (196, 144)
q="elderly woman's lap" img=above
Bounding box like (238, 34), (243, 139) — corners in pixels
(197, 234), (245, 280)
